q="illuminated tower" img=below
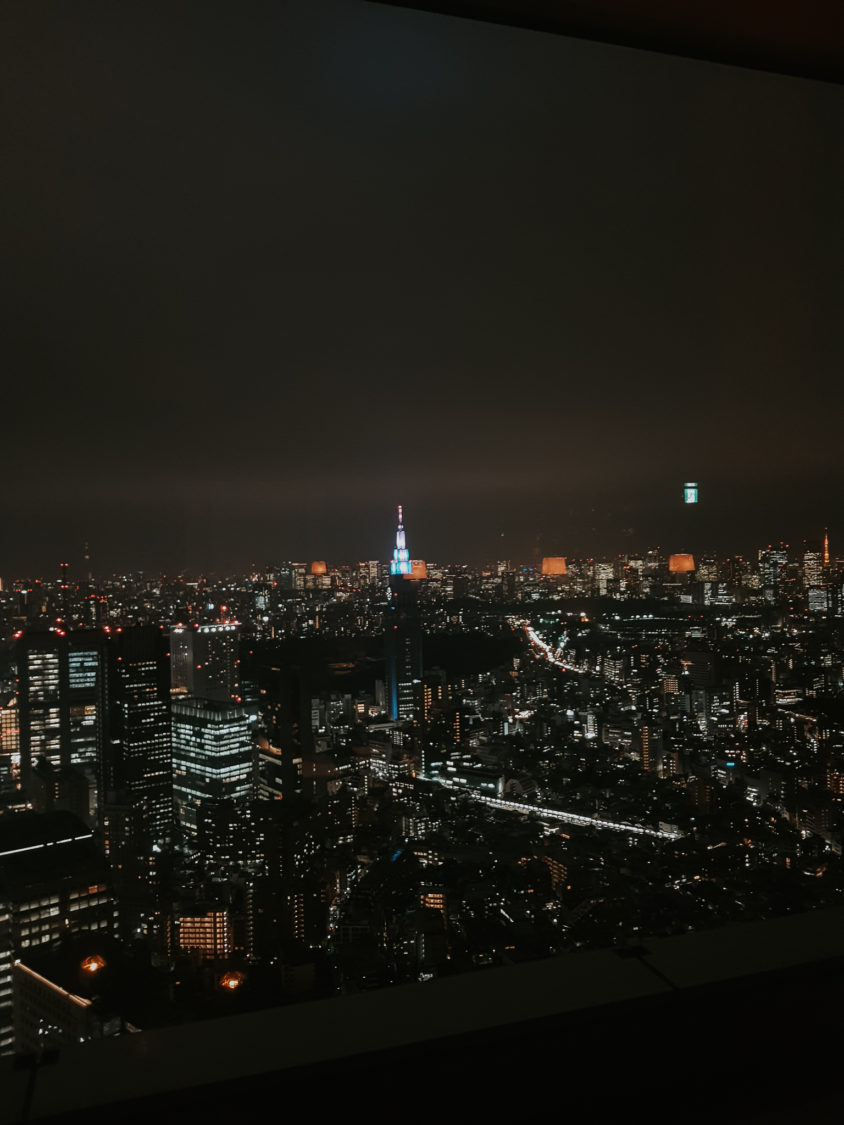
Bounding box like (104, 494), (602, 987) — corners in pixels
(385, 506), (423, 721)
(390, 505), (412, 576)
(824, 528), (830, 567)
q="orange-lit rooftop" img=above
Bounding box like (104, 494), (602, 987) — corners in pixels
(541, 557), (567, 576)
(668, 553), (695, 574)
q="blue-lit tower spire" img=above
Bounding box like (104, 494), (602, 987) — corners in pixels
(390, 504), (412, 576)
(385, 505), (423, 722)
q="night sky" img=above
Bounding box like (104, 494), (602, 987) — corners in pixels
(2, 1), (842, 575)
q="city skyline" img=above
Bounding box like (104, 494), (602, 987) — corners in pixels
(0, 504), (837, 583)
(2, 431), (844, 1086)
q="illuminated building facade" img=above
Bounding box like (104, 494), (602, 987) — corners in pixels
(174, 907), (233, 960)
(759, 544), (789, 601)
(385, 507), (423, 722)
(0, 697), (19, 792)
(19, 636), (62, 780)
(807, 587), (829, 614)
(802, 541), (824, 588)
(172, 699), (252, 836)
(17, 629), (107, 799)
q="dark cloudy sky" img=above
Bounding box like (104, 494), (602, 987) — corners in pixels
(2, 0), (842, 574)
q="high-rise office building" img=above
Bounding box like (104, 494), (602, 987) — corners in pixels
(102, 626), (173, 844)
(276, 563), (296, 592)
(251, 663), (309, 802)
(172, 699), (253, 837)
(0, 696), (19, 793)
(16, 627), (170, 939)
(804, 536), (827, 615)
(170, 626), (195, 696)
(17, 629), (107, 804)
(169, 623), (239, 702)
(385, 507), (423, 722)
(802, 541), (824, 589)
(759, 544), (789, 599)
(807, 587), (829, 614)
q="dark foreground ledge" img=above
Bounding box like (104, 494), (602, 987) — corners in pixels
(3, 906), (844, 1123)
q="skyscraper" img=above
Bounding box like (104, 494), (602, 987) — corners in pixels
(385, 507), (423, 722)
(102, 626), (173, 844)
(169, 622), (240, 702)
(17, 628), (107, 805)
(759, 543), (789, 602)
(252, 663), (309, 803)
(0, 695), (19, 794)
(802, 540), (824, 588)
(172, 699), (253, 837)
